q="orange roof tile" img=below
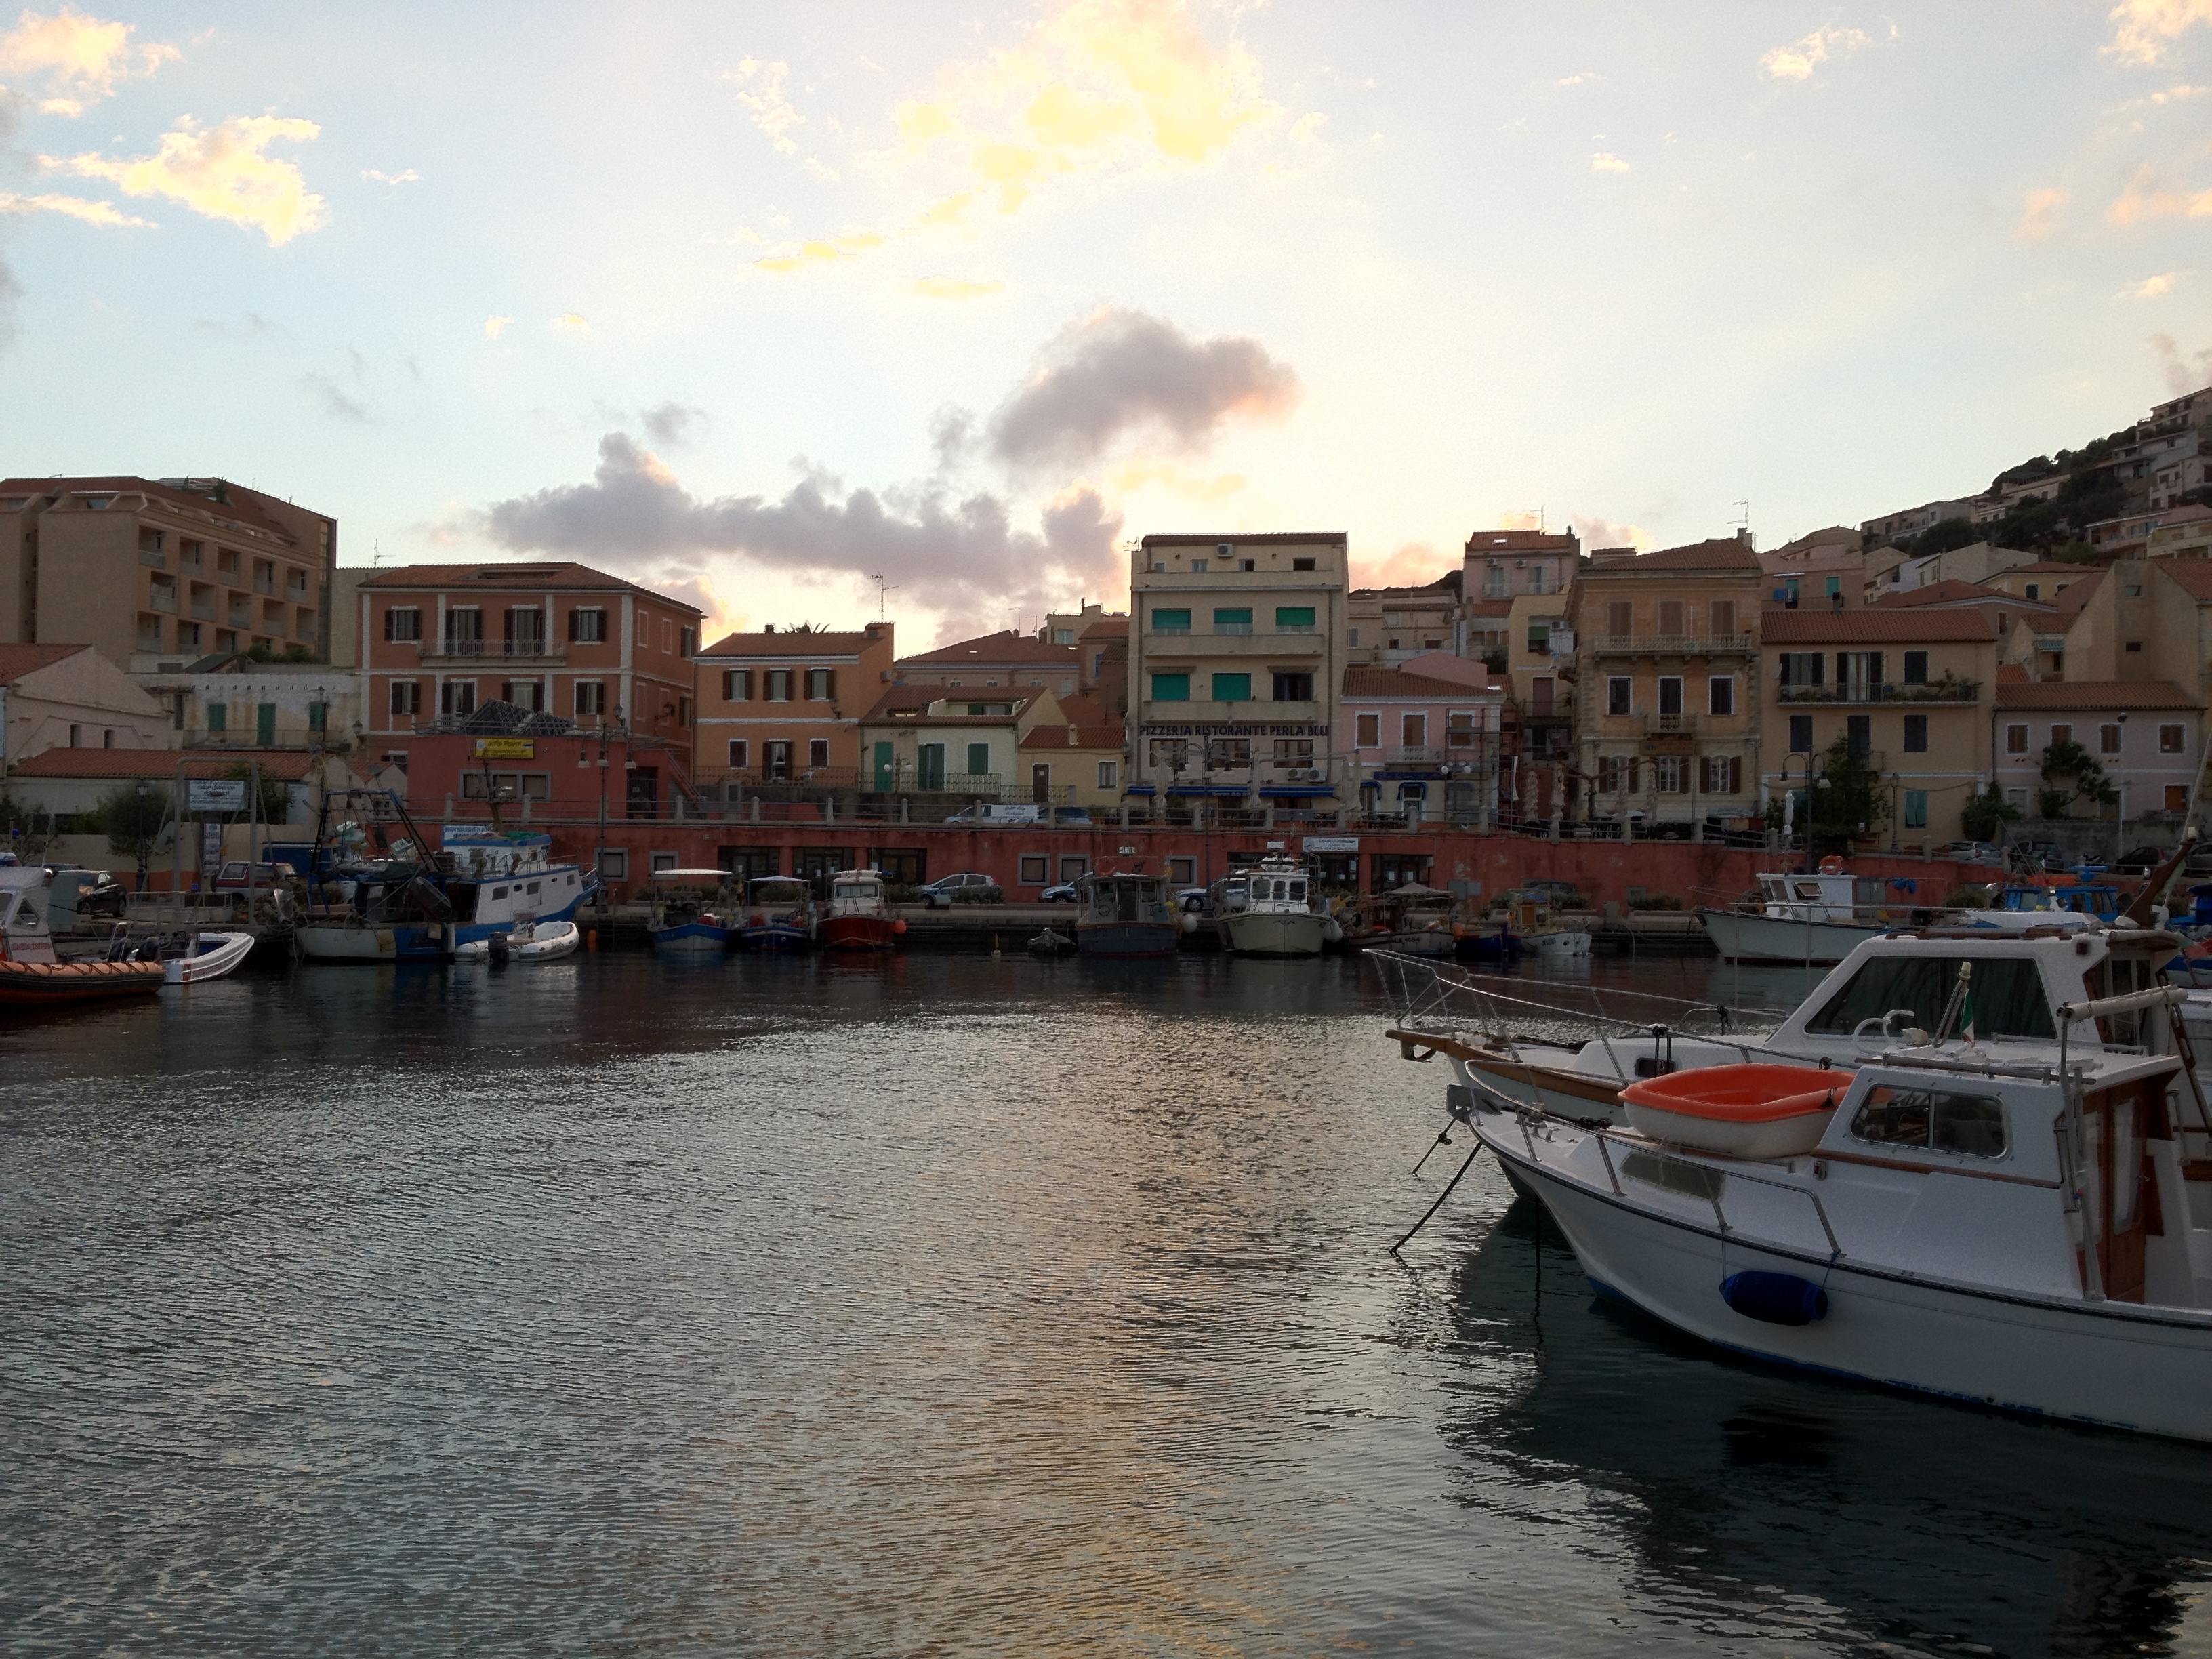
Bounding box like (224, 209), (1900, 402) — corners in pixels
(0, 643), (90, 685)
(361, 562), (701, 611)
(1994, 680), (2199, 711)
(10, 746), (330, 780)
(698, 629), (884, 658)
(1761, 609), (1996, 642)
(897, 630), (1082, 666)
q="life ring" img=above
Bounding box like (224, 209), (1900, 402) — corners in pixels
(1818, 855), (1845, 875)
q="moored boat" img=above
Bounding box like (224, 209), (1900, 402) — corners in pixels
(821, 869), (900, 951)
(159, 929), (257, 985)
(740, 876), (817, 951)
(647, 870), (738, 954)
(0, 871), (163, 1004)
(457, 916), (582, 962)
(1074, 870), (1182, 958)
(1696, 858), (1929, 964)
(1216, 848), (1330, 958)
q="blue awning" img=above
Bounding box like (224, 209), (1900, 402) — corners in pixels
(1167, 783), (1250, 797)
(1123, 784), (1157, 796)
(1375, 769), (1447, 781)
(1257, 784), (1338, 798)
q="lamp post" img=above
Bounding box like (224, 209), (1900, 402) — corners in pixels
(133, 777), (152, 896)
(2116, 712), (2129, 863)
(1778, 751), (1830, 875)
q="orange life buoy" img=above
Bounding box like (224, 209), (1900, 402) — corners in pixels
(1818, 855), (1845, 875)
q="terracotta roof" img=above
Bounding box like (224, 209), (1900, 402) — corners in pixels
(1869, 579), (2050, 612)
(857, 685), (1036, 724)
(2056, 570), (2105, 617)
(1465, 530), (1578, 554)
(1994, 680), (2200, 712)
(1078, 617), (1128, 640)
(1761, 609), (1996, 643)
(1463, 598), (1514, 617)
(361, 562), (701, 611)
(1341, 665), (1502, 699)
(1140, 532), (1346, 547)
(1018, 723), (1126, 751)
(0, 476), (299, 544)
(2157, 562), (2212, 602)
(697, 628), (884, 658)
(0, 643), (90, 685)
(897, 630), (1082, 666)
(1589, 538), (1762, 573)
(2007, 560), (2095, 575)
(1996, 663), (2030, 682)
(9, 746), (330, 780)
(1053, 691), (1115, 726)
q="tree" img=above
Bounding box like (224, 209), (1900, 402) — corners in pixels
(1961, 784), (2022, 842)
(2040, 739), (2118, 819)
(1805, 735), (1889, 854)
(99, 782), (171, 891)
(217, 763), (292, 825)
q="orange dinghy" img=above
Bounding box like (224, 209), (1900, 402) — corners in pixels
(0, 956), (165, 1006)
(1618, 1064), (1856, 1159)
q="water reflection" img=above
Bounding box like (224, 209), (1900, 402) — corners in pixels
(1439, 1197), (2212, 1655)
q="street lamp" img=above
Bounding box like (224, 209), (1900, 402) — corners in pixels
(2116, 712), (2129, 863)
(133, 777), (152, 895)
(1778, 751), (1830, 875)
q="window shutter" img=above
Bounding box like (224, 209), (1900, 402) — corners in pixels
(568, 608), (579, 642)
(825, 669), (836, 701)
(1607, 600), (1632, 637)
(1698, 756), (1711, 794)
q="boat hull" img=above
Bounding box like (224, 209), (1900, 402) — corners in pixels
(1077, 922), (1180, 958)
(296, 923), (451, 963)
(164, 930), (256, 985)
(740, 921), (813, 951)
(0, 958), (165, 1004)
(1487, 1124), (2212, 1443)
(652, 922), (731, 954)
(1696, 906), (1882, 964)
(1218, 909), (1326, 958)
(822, 915), (897, 951)
(1381, 928), (1457, 958)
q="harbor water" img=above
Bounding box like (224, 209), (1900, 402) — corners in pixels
(9, 951), (2212, 1655)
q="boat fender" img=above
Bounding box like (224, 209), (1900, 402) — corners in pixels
(893, 918), (907, 934)
(1181, 912), (1198, 933)
(1721, 1271), (1828, 1327)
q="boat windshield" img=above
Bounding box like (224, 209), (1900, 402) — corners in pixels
(1803, 955), (2055, 1040)
(834, 882), (876, 899)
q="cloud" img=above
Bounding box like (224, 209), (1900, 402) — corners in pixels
(1760, 24), (1883, 82)
(1590, 151), (1629, 173)
(2121, 271), (2182, 298)
(483, 314), (512, 339)
(1566, 513), (1653, 552)
(0, 252), (20, 350)
(0, 186), (148, 226)
(43, 115), (326, 244)
(753, 230), (883, 273)
(756, 0), (1273, 274)
(987, 306), (1298, 472)
(476, 432), (1123, 633)
(2019, 186), (2070, 239)
(728, 56), (802, 154)
(302, 370), (368, 423)
(1351, 541), (1453, 590)
(640, 401), (706, 447)
(1557, 73), (1597, 87)
(911, 275), (1005, 300)
(2150, 331), (2212, 394)
(2111, 164), (2212, 222)
(0, 7), (176, 116)
(361, 167), (419, 186)
(2107, 0), (2212, 65)
(552, 311), (589, 330)
(1106, 457), (1244, 502)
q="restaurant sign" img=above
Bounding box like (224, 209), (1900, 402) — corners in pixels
(474, 738), (536, 759)
(1136, 722), (1330, 738)
(1302, 836), (1359, 853)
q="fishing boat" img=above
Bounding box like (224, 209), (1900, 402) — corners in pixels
(647, 871), (737, 954)
(821, 869), (901, 951)
(295, 789), (459, 964)
(739, 876), (817, 951)
(1073, 870), (1183, 958)
(1216, 847), (1332, 958)
(1437, 1029), (2212, 1443)
(0, 868), (163, 1004)
(456, 916), (581, 963)
(438, 828), (596, 951)
(1376, 882), (1460, 957)
(1950, 880), (2123, 935)
(1696, 858), (1927, 964)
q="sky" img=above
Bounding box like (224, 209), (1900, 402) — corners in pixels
(2, 1), (2211, 648)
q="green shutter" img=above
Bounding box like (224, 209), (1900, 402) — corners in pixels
(1212, 607), (1252, 631)
(966, 742), (991, 776)
(1152, 608), (1191, 632)
(1275, 606), (1315, 630)
(207, 703), (226, 734)
(1213, 672), (1252, 702)
(1151, 672), (1190, 702)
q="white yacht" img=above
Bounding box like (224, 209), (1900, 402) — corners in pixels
(1696, 861), (1916, 964)
(1216, 848), (1335, 958)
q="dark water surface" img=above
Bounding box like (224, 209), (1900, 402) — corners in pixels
(8, 951), (2212, 1656)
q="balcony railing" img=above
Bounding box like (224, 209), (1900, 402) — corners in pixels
(1214, 621), (1253, 635)
(1776, 681), (1980, 704)
(228, 600), (253, 627)
(1642, 712), (1697, 735)
(1387, 745), (1443, 764)
(253, 575), (276, 596)
(139, 549), (165, 569)
(420, 638), (568, 661)
(149, 586), (177, 614)
(1592, 634), (1755, 656)
(190, 592), (216, 621)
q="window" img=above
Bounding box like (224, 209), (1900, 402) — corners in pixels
(1021, 854), (1048, 884)
(506, 607), (545, 650)
(1292, 557), (1315, 571)
(729, 739), (750, 768)
(441, 681), (477, 717)
(1903, 651), (1927, 685)
(1058, 854), (1091, 883)
(1528, 565), (1547, 595)
(1355, 713), (1380, 747)
(1189, 558), (1208, 573)
(1097, 760), (1117, 790)
(1148, 738), (1189, 769)
(1846, 714), (1871, 754)
(2007, 787), (2030, 812)
(1904, 789), (1929, 828)
(1483, 567), (1507, 598)
(1658, 600), (1683, 638)
(1207, 737), (1252, 768)
(2025, 583), (2041, 600)
(2126, 641), (2144, 654)
(569, 607), (606, 642)
(1152, 608), (1191, 634)
(504, 680), (542, 711)
(2161, 723), (2186, 754)
(384, 606), (422, 642)
(1448, 712), (1477, 749)
(723, 669), (752, 701)
(1275, 606), (1315, 632)
(1213, 608), (1253, 634)
(766, 670), (792, 701)
(1708, 676), (1734, 716)
(806, 668), (837, 701)
(966, 742), (991, 776)
(637, 611), (650, 647)
(1780, 653), (1824, 686)
(1151, 672), (1191, 702)
(680, 627), (696, 657)
(661, 619), (676, 653)
(1607, 676), (1631, 716)
(1347, 627), (1361, 647)
(389, 681), (420, 716)
(1606, 600), (1633, 638)
(1272, 671), (1315, 701)
(207, 704), (227, 735)
(1904, 714), (1928, 753)
(809, 739), (830, 768)
(576, 681), (606, 716)
(1788, 714), (1813, 752)
(766, 740), (794, 780)
(1824, 575), (1841, 598)
(2127, 584), (2144, 598)
(1652, 756), (1685, 792)
(599, 848), (629, 881)
(1849, 1086), (2007, 1158)
(2100, 724), (2123, 756)
(2051, 723), (2073, 747)
(2171, 785), (2191, 811)
(2006, 723), (2028, 755)
(1599, 755), (1634, 794)
(1213, 672), (1252, 702)
(1658, 676), (1683, 716)
(1274, 738), (1314, 766)
(1709, 599), (1736, 638)
(1698, 756), (1740, 794)
(1401, 714), (1427, 749)
(1807, 955), (2053, 1040)
(651, 852), (678, 874)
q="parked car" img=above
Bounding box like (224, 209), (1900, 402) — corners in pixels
(44, 867), (125, 923)
(1936, 841), (2004, 866)
(212, 860), (285, 890)
(1173, 885), (1210, 914)
(920, 872), (1002, 908)
(2112, 845), (2167, 876)
(1039, 882), (1078, 903)
(1520, 878), (1590, 910)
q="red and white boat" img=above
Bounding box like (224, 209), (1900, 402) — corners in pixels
(821, 869), (901, 951)
(0, 867), (163, 1006)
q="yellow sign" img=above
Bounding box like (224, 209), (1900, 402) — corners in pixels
(474, 738), (535, 759)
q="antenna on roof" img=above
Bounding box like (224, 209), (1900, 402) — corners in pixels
(866, 571), (898, 618)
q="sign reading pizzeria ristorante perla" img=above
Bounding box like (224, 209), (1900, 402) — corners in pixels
(1136, 722), (1331, 737)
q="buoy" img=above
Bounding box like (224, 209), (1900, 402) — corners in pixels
(1819, 855), (1845, 875)
(893, 918), (907, 934)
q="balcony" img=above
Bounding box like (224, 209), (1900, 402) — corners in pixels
(1641, 712), (1698, 736)
(419, 638), (569, 665)
(253, 575), (276, 596)
(228, 598), (253, 628)
(190, 587), (216, 621)
(1591, 634), (1756, 657)
(139, 548), (165, 569)
(1387, 745), (1443, 765)
(1776, 680), (1980, 705)
(148, 583), (177, 614)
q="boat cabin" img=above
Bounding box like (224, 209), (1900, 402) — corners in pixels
(0, 866), (57, 964)
(827, 870), (886, 917)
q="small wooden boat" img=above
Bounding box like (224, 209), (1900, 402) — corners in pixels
(740, 876), (817, 951)
(821, 869), (901, 951)
(1618, 1065), (1856, 1159)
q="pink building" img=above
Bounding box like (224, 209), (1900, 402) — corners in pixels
(1338, 652), (1504, 822)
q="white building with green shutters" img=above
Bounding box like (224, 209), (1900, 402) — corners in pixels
(1128, 533), (1349, 810)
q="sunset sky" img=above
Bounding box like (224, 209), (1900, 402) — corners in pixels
(3, 1), (2211, 644)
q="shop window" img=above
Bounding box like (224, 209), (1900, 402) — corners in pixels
(1020, 854), (1048, 884)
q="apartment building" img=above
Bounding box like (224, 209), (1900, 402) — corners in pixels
(0, 476), (335, 670)
(0, 644), (166, 771)
(857, 684), (1095, 801)
(1570, 539), (1763, 830)
(2146, 504), (2212, 561)
(140, 655), (365, 751)
(1760, 527), (1864, 611)
(1128, 532), (1347, 808)
(1460, 528), (1580, 602)
(1870, 579), (2054, 642)
(693, 622), (895, 787)
(1862, 497), (1978, 545)
(1761, 609), (1996, 842)
(894, 630), (1083, 693)
(1992, 680), (2201, 823)
(1347, 577), (1457, 666)
(357, 562), (700, 769)
(1015, 693), (1127, 813)
(1338, 655), (1503, 823)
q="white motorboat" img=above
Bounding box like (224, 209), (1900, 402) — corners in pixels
(1696, 860), (1928, 965)
(1216, 847), (1333, 958)
(161, 929), (256, 985)
(455, 916), (581, 963)
(1437, 1017), (2212, 1442)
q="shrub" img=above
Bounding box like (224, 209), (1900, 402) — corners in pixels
(1945, 884), (1992, 908)
(1628, 893), (1683, 912)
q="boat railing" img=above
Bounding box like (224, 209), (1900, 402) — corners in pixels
(1370, 949), (1786, 1046)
